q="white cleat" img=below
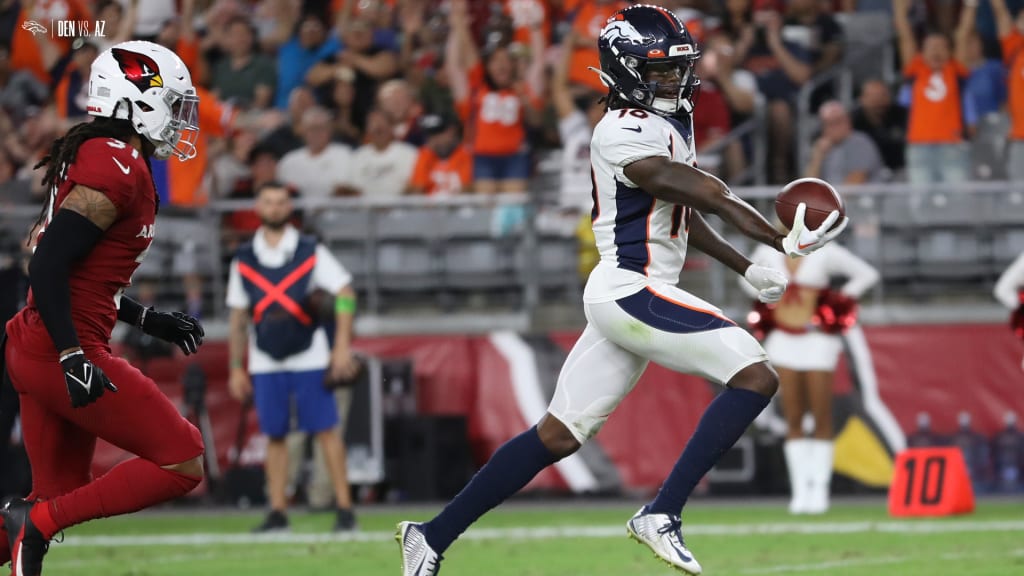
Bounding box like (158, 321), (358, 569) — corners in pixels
(396, 521), (443, 576)
(627, 507), (703, 575)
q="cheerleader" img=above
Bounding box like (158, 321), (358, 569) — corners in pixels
(994, 251), (1024, 369)
(742, 241), (879, 514)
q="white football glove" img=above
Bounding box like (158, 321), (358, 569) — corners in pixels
(781, 203), (850, 257)
(744, 265), (789, 304)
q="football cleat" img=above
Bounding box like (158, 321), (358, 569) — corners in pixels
(627, 506), (702, 575)
(1, 499), (50, 576)
(251, 510), (289, 533)
(395, 521), (442, 576)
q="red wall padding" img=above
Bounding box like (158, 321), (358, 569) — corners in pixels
(89, 324), (1024, 490)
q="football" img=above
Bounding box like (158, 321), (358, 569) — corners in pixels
(775, 177), (845, 231)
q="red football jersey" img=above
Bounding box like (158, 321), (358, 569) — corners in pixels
(22, 137), (157, 352)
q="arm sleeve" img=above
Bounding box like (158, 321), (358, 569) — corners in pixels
(596, 112), (671, 185)
(28, 210), (103, 352)
(994, 252), (1024, 309)
(116, 295), (145, 327)
(827, 244), (881, 298)
(225, 259), (250, 310)
(313, 245), (352, 294)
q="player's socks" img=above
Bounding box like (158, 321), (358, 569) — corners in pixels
(39, 458), (201, 536)
(648, 388), (771, 515)
(423, 426), (557, 553)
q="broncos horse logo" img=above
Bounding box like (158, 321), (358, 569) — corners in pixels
(600, 16), (654, 48)
(111, 48), (164, 93)
(21, 20), (48, 36)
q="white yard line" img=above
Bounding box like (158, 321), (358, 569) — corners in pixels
(58, 519), (1024, 548)
(739, 548), (1024, 574)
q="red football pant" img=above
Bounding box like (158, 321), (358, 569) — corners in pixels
(5, 340), (204, 533)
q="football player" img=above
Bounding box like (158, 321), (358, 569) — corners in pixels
(396, 5), (847, 575)
(1, 41), (206, 576)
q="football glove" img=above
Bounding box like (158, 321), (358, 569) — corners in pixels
(141, 309), (206, 355)
(781, 203), (849, 258)
(60, 350), (118, 408)
(744, 265), (789, 304)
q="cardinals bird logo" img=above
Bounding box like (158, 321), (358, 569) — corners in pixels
(111, 48), (163, 93)
(22, 20), (48, 36)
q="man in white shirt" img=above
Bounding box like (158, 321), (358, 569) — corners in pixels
(276, 106), (355, 197)
(226, 182), (360, 532)
(350, 109), (418, 198)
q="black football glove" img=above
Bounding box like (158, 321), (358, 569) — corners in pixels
(60, 350), (118, 408)
(141, 309), (206, 355)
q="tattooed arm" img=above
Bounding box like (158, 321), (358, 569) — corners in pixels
(29, 185), (118, 355)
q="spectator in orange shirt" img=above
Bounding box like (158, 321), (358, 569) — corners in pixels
(407, 114), (472, 197)
(993, 0), (1024, 181)
(894, 0), (971, 184)
(565, 0), (632, 93)
(447, 0), (543, 194)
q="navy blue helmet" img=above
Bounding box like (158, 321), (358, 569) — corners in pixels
(593, 4), (701, 116)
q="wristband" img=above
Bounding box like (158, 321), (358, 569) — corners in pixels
(335, 295), (356, 314)
(60, 350), (85, 364)
(231, 358), (243, 369)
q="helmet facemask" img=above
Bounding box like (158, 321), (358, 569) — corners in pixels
(159, 89), (200, 161)
(631, 57), (701, 116)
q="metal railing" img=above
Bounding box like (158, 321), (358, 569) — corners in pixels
(698, 100), (769, 186)
(3, 182), (1022, 331)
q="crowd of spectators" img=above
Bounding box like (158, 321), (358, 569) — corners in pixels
(3, 1), (1024, 209)
(2, 0), (1024, 278)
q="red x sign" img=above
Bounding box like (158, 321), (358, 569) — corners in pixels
(238, 255), (317, 325)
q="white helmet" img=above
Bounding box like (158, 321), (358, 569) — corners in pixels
(86, 40), (199, 161)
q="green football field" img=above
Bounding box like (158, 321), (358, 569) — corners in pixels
(38, 499), (1024, 576)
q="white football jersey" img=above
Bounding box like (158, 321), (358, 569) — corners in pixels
(583, 107), (698, 303)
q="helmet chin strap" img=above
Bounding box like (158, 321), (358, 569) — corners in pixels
(151, 142), (174, 160)
(652, 97), (681, 114)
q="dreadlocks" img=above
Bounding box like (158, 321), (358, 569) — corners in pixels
(31, 116), (158, 238)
